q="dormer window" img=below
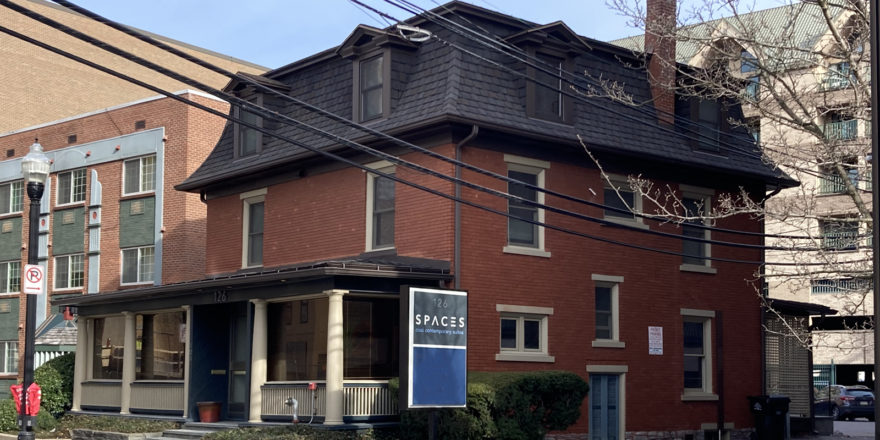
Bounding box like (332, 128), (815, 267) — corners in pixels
(526, 50), (574, 124)
(233, 96), (263, 159)
(360, 55), (384, 122)
(690, 98), (727, 153)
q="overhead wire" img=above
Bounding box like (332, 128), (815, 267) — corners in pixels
(0, 0), (830, 253)
(0, 23), (852, 266)
(39, 0), (824, 241)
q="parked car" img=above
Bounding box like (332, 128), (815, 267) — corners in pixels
(814, 385), (875, 421)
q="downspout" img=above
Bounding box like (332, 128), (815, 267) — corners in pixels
(454, 125), (479, 290)
(200, 190), (207, 204)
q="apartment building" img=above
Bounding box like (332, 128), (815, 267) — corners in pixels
(0, 90), (229, 396)
(54, 2), (795, 437)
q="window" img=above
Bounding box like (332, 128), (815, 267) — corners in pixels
(0, 342), (17, 374)
(602, 175), (644, 227)
(343, 297), (399, 379)
(681, 309), (714, 398)
(92, 317), (125, 379)
(0, 262), (21, 294)
(595, 287), (612, 340)
(0, 181), (23, 214)
(822, 219), (860, 251)
(740, 50), (758, 74)
(679, 187), (715, 273)
(54, 254), (84, 290)
(122, 246), (154, 284)
(243, 196), (264, 267)
(360, 55), (384, 122)
(504, 155), (550, 257)
(136, 311), (186, 380)
(696, 100), (721, 152)
(123, 156), (156, 195)
(747, 118), (761, 144)
(57, 169), (86, 205)
(365, 162), (395, 251)
(743, 76), (760, 102)
(495, 304), (554, 362)
(534, 53), (564, 121)
(592, 275), (624, 348)
(268, 298), (329, 381)
(234, 98), (262, 158)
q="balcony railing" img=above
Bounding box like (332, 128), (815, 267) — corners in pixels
(824, 120), (859, 141)
(819, 174), (850, 194)
(823, 229), (860, 250)
(819, 71), (857, 91)
(742, 81), (760, 101)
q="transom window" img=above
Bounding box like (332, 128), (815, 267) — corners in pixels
(0, 181), (23, 214)
(122, 246), (155, 284)
(360, 55), (384, 122)
(123, 156), (156, 195)
(57, 169), (86, 206)
(0, 342), (18, 374)
(54, 254), (84, 290)
(0, 262), (21, 294)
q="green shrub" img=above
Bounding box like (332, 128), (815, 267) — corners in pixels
(34, 365), (66, 417)
(36, 410), (57, 433)
(0, 398), (17, 432)
(55, 415), (180, 434)
(391, 371), (589, 440)
(41, 354), (74, 402)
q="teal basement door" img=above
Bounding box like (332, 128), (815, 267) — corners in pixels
(590, 374), (620, 440)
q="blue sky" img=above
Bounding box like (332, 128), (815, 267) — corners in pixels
(71, 0), (784, 69)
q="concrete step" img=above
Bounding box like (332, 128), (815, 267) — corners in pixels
(181, 422), (240, 432)
(158, 429), (214, 440)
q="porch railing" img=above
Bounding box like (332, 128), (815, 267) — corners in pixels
(130, 382), (184, 413)
(262, 383), (327, 418)
(261, 381), (397, 419)
(344, 383), (398, 416)
(80, 381), (121, 409)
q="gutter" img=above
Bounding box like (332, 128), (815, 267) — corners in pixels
(454, 125), (479, 289)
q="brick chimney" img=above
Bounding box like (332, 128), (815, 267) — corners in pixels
(645, 0), (676, 125)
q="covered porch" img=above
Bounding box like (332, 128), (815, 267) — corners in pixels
(54, 257), (451, 425)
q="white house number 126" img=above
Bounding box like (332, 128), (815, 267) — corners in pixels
(433, 298), (448, 308)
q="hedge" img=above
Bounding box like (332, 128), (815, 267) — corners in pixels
(0, 398), (59, 434)
(389, 370), (589, 440)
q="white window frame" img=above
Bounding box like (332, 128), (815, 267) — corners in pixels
(503, 154), (551, 258)
(495, 304), (554, 363)
(241, 188), (267, 269)
(54, 254), (85, 291)
(681, 308), (717, 401)
(122, 155), (157, 196)
(586, 365), (627, 440)
(679, 185), (716, 274)
(365, 161), (396, 252)
(602, 174), (647, 229)
(0, 261), (21, 295)
(0, 341), (18, 374)
(592, 274), (624, 348)
(56, 169), (87, 207)
(120, 245), (155, 286)
(0, 181), (23, 215)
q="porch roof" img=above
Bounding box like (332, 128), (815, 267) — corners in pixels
(52, 256), (452, 308)
(764, 298), (838, 317)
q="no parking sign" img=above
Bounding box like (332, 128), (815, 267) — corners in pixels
(23, 264), (43, 295)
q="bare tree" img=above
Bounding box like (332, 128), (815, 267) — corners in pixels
(601, 0), (874, 361)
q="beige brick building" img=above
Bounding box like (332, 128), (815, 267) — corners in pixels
(0, 0), (266, 134)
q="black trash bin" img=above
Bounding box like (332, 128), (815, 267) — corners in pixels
(748, 395), (790, 440)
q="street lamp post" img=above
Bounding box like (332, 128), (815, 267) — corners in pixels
(18, 140), (49, 440)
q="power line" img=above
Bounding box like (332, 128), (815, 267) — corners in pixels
(0, 22), (861, 266)
(40, 0), (820, 242)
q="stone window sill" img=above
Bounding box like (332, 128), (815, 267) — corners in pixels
(681, 392), (719, 401)
(602, 217), (649, 230)
(680, 264), (717, 274)
(495, 353), (555, 363)
(592, 340), (625, 348)
(503, 246), (551, 258)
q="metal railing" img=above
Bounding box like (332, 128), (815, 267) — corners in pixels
(819, 71), (856, 91)
(742, 81), (760, 101)
(823, 229), (860, 250)
(819, 173), (851, 194)
(824, 120), (859, 141)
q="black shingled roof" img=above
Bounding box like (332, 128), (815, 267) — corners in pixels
(177, 1), (794, 192)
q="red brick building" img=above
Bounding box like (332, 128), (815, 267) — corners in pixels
(0, 90), (228, 392)
(56, 2), (796, 438)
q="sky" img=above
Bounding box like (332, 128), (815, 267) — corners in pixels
(70, 0), (785, 70)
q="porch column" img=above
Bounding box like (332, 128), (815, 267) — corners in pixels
(249, 299), (267, 423)
(182, 305), (192, 419)
(324, 289), (347, 425)
(71, 317), (88, 411)
(120, 311), (136, 415)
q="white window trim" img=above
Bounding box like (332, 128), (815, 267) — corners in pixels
(0, 261), (20, 294)
(120, 245), (155, 286)
(55, 169), (87, 207)
(586, 365), (627, 440)
(503, 155), (551, 258)
(121, 155), (157, 197)
(592, 277), (624, 348)
(602, 173), (646, 229)
(0, 341), (18, 374)
(680, 187), (715, 273)
(53, 254), (84, 291)
(242, 195), (265, 269)
(681, 308), (716, 400)
(0, 181), (24, 215)
(495, 303), (554, 363)
(364, 161), (396, 252)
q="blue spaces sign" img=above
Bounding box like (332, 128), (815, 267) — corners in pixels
(399, 286), (468, 409)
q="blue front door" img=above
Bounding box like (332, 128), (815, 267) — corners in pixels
(590, 374), (620, 440)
